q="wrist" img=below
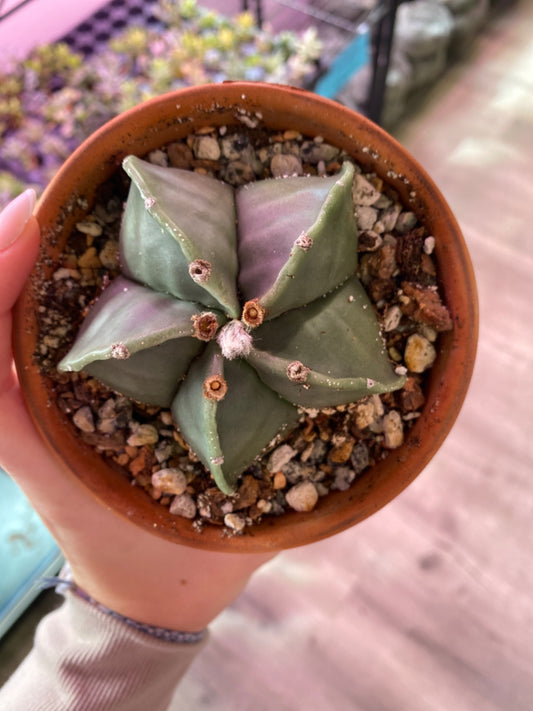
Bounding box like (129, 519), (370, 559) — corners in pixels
(46, 564), (207, 642)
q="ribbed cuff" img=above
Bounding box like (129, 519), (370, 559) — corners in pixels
(0, 591), (208, 711)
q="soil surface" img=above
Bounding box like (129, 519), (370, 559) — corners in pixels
(34, 126), (452, 534)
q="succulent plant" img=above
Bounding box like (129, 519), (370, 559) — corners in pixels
(59, 156), (405, 494)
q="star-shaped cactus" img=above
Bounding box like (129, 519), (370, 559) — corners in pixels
(59, 155), (405, 494)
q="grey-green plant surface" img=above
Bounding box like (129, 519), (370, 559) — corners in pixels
(59, 156), (405, 494)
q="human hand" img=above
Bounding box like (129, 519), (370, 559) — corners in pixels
(0, 191), (275, 632)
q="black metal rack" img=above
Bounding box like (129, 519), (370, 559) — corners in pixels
(242, 0), (401, 125)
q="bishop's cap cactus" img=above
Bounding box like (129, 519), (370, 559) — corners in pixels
(59, 155), (405, 494)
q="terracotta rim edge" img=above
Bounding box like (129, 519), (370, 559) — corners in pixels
(13, 83), (478, 552)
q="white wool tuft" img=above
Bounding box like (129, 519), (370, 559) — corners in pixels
(217, 320), (253, 360)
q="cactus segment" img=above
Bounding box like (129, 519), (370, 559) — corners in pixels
(58, 276), (225, 406)
(246, 276), (406, 408)
(60, 157), (405, 494)
(236, 161), (358, 320)
(172, 343), (299, 494)
(121, 156), (240, 318)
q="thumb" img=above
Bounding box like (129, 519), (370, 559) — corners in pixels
(0, 190), (40, 311)
(0, 190), (40, 391)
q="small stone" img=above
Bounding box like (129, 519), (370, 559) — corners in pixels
(76, 220), (102, 237)
(350, 441), (370, 474)
(329, 437), (355, 464)
(53, 267), (81, 281)
(234, 475), (260, 510)
(97, 418), (118, 435)
(332, 466), (356, 491)
(152, 468), (187, 495)
(160, 411), (174, 426)
(167, 142), (193, 169)
(77, 247), (101, 269)
(383, 304), (403, 332)
(354, 396), (383, 430)
(127, 424), (159, 446)
(270, 153), (303, 177)
(285, 481), (319, 513)
(405, 333), (437, 373)
(379, 203), (402, 231)
(383, 410), (404, 449)
(398, 376), (425, 413)
(355, 206), (378, 231)
(267, 444), (297, 472)
(169, 493), (197, 519)
(257, 499), (273, 514)
(222, 160), (256, 185)
(129, 449), (153, 478)
(352, 173), (381, 206)
(99, 240), (119, 270)
(72, 406), (95, 433)
(220, 135), (243, 161)
(193, 136), (221, 161)
(395, 211), (418, 234)
(224, 513), (246, 532)
(273, 471), (287, 490)
(304, 438), (328, 463)
(424, 235), (436, 254)
(154, 442), (174, 464)
(282, 460), (313, 484)
(148, 149), (168, 167)
(358, 230), (383, 252)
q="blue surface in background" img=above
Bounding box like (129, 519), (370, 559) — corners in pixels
(0, 469), (63, 639)
(314, 25), (371, 99)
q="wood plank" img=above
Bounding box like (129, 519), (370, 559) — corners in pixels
(169, 3), (533, 709)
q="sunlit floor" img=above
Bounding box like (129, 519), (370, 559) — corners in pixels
(1, 1), (532, 708)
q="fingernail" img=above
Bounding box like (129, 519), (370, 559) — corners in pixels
(0, 189), (36, 251)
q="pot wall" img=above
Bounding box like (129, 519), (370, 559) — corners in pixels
(13, 83), (478, 552)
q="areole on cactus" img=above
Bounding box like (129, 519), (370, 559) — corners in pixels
(58, 155), (406, 495)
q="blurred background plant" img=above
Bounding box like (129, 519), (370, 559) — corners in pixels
(0, 0), (321, 209)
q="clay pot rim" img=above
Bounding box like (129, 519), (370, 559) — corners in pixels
(13, 82), (478, 552)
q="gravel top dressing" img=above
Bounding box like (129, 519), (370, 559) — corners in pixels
(34, 125), (452, 536)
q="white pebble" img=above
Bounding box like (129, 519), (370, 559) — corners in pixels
(224, 513), (246, 532)
(72, 406), (95, 433)
(383, 410), (404, 449)
(53, 267), (81, 281)
(383, 304), (402, 332)
(152, 468), (187, 496)
(76, 220), (102, 237)
(355, 206), (378, 231)
(352, 173), (381, 206)
(424, 236), (436, 254)
(267, 444), (298, 472)
(285, 481), (319, 513)
(148, 149), (168, 167)
(194, 136), (221, 161)
(169, 493), (197, 519)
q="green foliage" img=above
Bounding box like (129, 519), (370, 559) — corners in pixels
(0, 0), (321, 209)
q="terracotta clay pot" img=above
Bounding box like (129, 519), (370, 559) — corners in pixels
(13, 83), (478, 552)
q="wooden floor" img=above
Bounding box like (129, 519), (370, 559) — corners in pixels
(168, 3), (533, 709)
(1, 1), (532, 708)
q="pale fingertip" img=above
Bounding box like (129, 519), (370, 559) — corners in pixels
(0, 189), (37, 251)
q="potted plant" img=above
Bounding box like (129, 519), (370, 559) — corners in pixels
(12, 82), (478, 552)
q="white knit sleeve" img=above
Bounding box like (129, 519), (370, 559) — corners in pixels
(0, 591), (207, 711)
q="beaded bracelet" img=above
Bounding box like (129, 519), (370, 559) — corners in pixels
(40, 565), (206, 645)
